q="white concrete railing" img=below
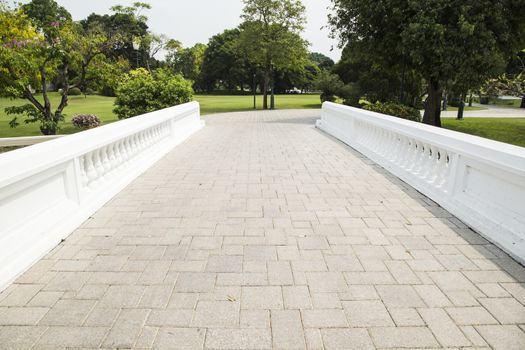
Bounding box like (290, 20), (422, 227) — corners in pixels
(317, 102), (525, 264)
(0, 135), (64, 147)
(0, 101), (204, 290)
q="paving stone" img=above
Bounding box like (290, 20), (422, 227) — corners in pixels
(479, 297), (525, 324)
(419, 307), (471, 347)
(135, 326), (158, 349)
(301, 309), (348, 328)
(139, 285), (173, 308)
(475, 325), (525, 350)
(241, 286), (283, 309)
(311, 292), (341, 309)
(306, 272), (348, 292)
(0, 307), (49, 325)
(191, 300), (240, 327)
(26, 291), (63, 307)
(376, 285), (426, 308)
(174, 273), (216, 292)
(154, 327), (205, 349)
(167, 292), (199, 309)
(205, 328), (271, 349)
(446, 306), (499, 325)
(0, 285), (43, 306)
(282, 286), (312, 309)
(268, 261), (294, 285)
(84, 308), (120, 326)
(39, 299), (95, 326)
(99, 285), (144, 307)
(414, 284), (452, 307)
(0, 326), (47, 349)
(102, 309), (149, 348)
(321, 328), (375, 350)
(369, 326), (440, 348)
(342, 300), (394, 327)
(389, 307), (425, 326)
(37, 326), (108, 348)
(206, 255), (243, 273)
(240, 310), (269, 328)
(146, 309), (193, 327)
(2, 109), (525, 350)
(271, 310), (305, 349)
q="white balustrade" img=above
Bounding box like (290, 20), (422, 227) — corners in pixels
(317, 102), (525, 264)
(0, 102), (204, 290)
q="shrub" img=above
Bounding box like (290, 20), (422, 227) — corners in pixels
(314, 71), (344, 103)
(69, 87), (82, 96)
(339, 83), (361, 107)
(114, 68), (193, 119)
(85, 88), (97, 95)
(363, 102), (422, 122)
(71, 114), (101, 129)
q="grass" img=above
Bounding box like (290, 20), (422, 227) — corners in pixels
(0, 93), (321, 137)
(443, 106), (487, 111)
(475, 97), (523, 108)
(442, 118), (525, 147)
(0, 93), (116, 137)
(1, 93), (523, 148)
(197, 94), (321, 115)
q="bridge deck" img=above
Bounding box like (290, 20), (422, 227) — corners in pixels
(1, 110), (524, 349)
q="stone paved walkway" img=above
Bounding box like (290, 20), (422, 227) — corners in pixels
(1, 109), (525, 349)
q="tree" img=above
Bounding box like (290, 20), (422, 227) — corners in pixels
(309, 52), (335, 71)
(239, 0), (309, 109)
(329, 0), (525, 126)
(113, 68), (193, 119)
(80, 2), (150, 68)
(201, 28), (252, 92)
(167, 43), (207, 91)
(314, 71), (344, 102)
(0, 0), (78, 135)
(334, 43), (425, 108)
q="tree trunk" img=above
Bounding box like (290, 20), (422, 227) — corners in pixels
(521, 96), (525, 108)
(423, 80), (442, 127)
(262, 72), (269, 110)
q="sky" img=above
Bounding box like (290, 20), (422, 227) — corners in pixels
(37, 0), (342, 61)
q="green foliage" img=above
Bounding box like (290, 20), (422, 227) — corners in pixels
(167, 43), (207, 91)
(239, 0), (309, 108)
(309, 52), (334, 71)
(201, 28), (251, 92)
(69, 87), (82, 95)
(339, 83), (361, 107)
(0, 0), (80, 135)
(363, 102), (422, 122)
(113, 68), (193, 119)
(21, 0), (72, 43)
(329, 0), (525, 126)
(314, 71), (343, 102)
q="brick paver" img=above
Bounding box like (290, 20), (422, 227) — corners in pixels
(1, 109), (524, 349)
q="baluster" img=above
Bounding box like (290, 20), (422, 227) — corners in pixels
(107, 143), (117, 173)
(101, 146), (111, 176)
(86, 152), (97, 189)
(79, 156), (89, 188)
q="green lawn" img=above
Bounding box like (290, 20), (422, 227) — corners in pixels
(1, 93), (524, 148)
(197, 94), (321, 115)
(443, 106), (487, 111)
(442, 118), (525, 147)
(0, 93), (116, 137)
(0, 93), (321, 137)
